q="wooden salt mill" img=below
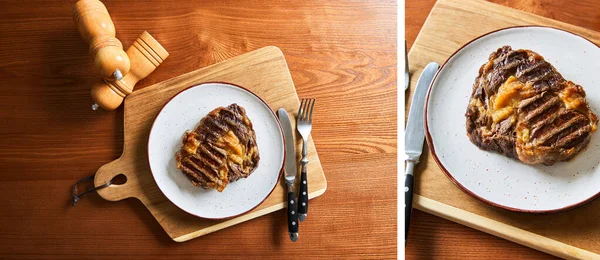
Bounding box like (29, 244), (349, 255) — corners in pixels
(73, 0), (130, 81)
(90, 31), (169, 110)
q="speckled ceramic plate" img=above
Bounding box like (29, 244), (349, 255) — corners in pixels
(425, 26), (600, 213)
(147, 82), (285, 219)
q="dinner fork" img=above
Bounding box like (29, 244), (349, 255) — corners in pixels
(297, 98), (315, 222)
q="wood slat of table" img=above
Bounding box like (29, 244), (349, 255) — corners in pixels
(406, 0), (600, 259)
(0, 0), (396, 258)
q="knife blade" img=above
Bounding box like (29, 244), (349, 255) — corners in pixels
(405, 62), (438, 161)
(277, 108), (299, 242)
(404, 62), (439, 244)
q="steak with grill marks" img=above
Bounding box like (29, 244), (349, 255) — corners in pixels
(175, 104), (260, 192)
(465, 46), (598, 165)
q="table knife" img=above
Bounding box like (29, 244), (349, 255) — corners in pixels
(405, 62), (439, 243)
(277, 108), (299, 242)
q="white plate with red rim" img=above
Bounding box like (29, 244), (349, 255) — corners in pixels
(425, 26), (600, 213)
(147, 82), (285, 219)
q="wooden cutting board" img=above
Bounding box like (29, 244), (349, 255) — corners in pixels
(407, 0), (600, 258)
(93, 46), (327, 242)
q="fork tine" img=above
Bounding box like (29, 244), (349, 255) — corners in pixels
(298, 98), (305, 120)
(302, 98), (309, 121)
(308, 98), (315, 123)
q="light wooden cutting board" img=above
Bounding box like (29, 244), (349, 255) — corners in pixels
(93, 46), (327, 242)
(407, 0), (600, 258)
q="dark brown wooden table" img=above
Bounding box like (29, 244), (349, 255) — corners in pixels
(406, 0), (600, 259)
(0, 1), (396, 259)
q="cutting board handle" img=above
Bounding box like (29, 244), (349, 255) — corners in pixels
(94, 157), (137, 201)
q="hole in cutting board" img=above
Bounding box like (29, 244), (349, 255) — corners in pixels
(111, 174), (127, 185)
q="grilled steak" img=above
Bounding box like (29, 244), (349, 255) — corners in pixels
(176, 104), (260, 191)
(465, 46), (598, 165)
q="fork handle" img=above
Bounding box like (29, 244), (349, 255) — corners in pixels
(298, 160), (308, 221)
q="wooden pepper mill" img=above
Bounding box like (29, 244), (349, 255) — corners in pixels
(90, 31), (169, 110)
(73, 0), (169, 111)
(73, 0), (130, 81)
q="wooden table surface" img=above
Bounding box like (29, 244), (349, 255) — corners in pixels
(0, 0), (396, 259)
(406, 0), (600, 259)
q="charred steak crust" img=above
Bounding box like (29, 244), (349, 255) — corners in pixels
(176, 104), (260, 192)
(465, 46), (598, 165)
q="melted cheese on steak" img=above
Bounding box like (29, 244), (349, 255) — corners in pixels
(176, 104), (260, 192)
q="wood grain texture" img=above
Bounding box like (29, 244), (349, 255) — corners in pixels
(405, 0), (600, 259)
(93, 46), (328, 241)
(0, 0), (396, 259)
(407, 209), (554, 259)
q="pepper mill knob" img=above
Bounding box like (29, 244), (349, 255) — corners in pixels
(73, 0), (130, 81)
(91, 31), (169, 110)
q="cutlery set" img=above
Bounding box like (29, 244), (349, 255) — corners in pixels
(277, 98), (316, 242)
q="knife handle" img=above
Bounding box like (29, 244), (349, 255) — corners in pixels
(287, 186), (299, 242)
(405, 161), (415, 244)
(298, 162), (308, 221)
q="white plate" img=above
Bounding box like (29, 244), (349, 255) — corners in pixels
(148, 82), (285, 219)
(425, 26), (600, 213)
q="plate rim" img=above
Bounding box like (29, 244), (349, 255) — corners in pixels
(423, 25), (600, 213)
(147, 81), (285, 219)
